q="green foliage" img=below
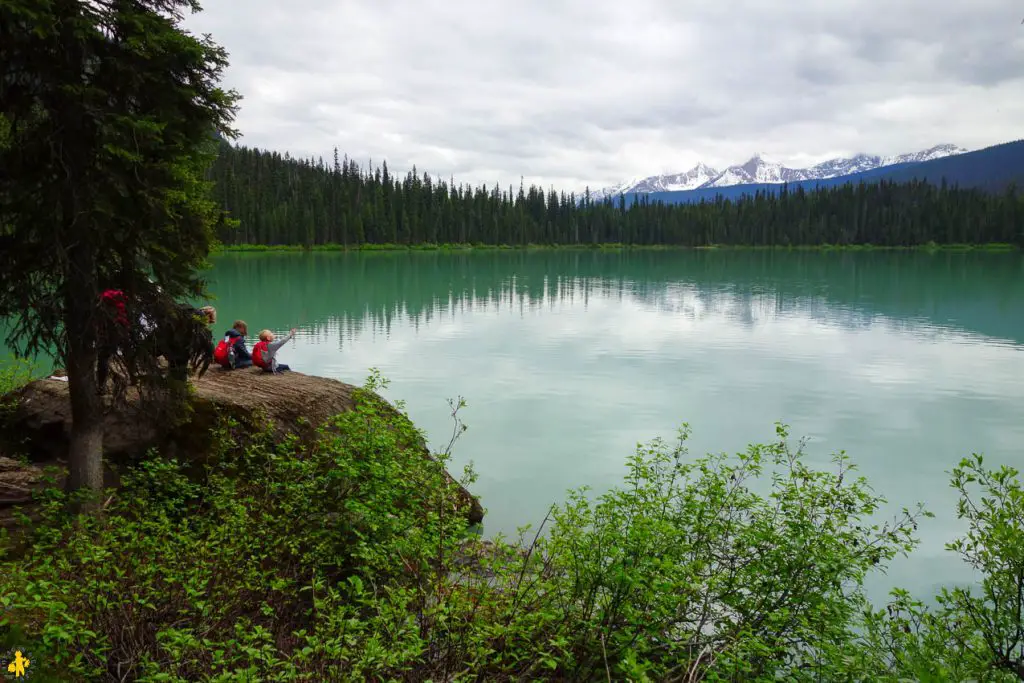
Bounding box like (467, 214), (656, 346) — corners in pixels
(206, 141), (1024, 249)
(0, 358), (40, 434)
(0, 112), (10, 151)
(486, 424), (927, 681)
(0, 373), (476, 680)
(854, 455), (1024, 681)
(0, 0), (238, 361)
(0, 383), (1021, 680)
(0, 358), (39, 397)
(0, 0), (240, 494)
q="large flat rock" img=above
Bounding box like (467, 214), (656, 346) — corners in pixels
(1, 367), (483, 525)
(5, 367), (356, 462)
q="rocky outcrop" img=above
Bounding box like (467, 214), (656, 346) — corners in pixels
(0, 368), (483, 526)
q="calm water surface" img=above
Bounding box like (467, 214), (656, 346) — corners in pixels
(52, 250), (1024, 599)
(204, 249), (1024, 599)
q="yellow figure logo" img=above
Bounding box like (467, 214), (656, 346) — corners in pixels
(6, 650), (29, 678)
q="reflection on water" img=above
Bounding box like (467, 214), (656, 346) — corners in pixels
(208, 249), (1024, 349)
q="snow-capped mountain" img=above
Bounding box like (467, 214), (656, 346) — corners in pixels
(626, 162), (722, 193)
(591, 144), (967, 200)
(703, 153), (815, 188)
(593, 162), (720, 198)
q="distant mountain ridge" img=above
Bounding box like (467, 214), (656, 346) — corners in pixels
(591, 144), (968, 200)
(610, 139), (1024, 206)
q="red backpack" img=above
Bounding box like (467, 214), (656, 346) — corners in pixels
(213, 335), (233, 367)
(252, 340), (270, 369)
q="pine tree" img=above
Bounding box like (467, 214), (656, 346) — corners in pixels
(0, 0), (238, 501)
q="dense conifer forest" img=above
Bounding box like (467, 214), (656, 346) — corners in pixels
(207, 141), (1024, 248)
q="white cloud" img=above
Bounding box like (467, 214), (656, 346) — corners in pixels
(184, 0), (1024, 191)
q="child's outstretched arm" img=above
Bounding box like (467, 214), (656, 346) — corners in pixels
(267, 328), (296, 354)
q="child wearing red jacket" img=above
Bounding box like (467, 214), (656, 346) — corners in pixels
(252, 328), (297, 373)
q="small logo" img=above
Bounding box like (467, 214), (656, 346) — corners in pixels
(1, 649), (32, 679)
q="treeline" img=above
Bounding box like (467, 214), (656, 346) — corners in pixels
(207, 141), (1024, 248)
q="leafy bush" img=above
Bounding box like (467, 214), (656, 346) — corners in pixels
(0, 357), (38, 397)
(0, 376), (1021, 681)
(854, 454), (1024, 682)
(0, 357), (39, 441)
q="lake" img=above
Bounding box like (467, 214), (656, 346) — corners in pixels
(200, 248), (1024, 599)
(13, 248), (1024, 600)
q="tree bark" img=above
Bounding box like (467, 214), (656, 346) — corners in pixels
(65, 340), (104, 498)
(62, 215), (104, 503)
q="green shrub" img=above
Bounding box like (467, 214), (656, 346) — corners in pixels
(0, 357), (39, 396)
(853, 454), (1024, 682)
(0, 378), (1021, 681)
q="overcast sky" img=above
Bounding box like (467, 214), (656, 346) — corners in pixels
(183, 0), (1023, 193)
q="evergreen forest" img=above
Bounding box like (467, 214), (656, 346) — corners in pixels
(207, 141), (1024, 248)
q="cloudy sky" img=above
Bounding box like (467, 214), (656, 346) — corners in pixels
(183, 0), (1023, 193)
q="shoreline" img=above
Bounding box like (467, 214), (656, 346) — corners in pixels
(212, 241), (1021, 254)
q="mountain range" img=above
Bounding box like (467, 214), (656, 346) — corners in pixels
(605, 139), (1024, 206)
(591, 144), (968, 201)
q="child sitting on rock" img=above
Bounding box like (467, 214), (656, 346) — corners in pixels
(214, 320), (252, 369)
(252, 328), (297, 373)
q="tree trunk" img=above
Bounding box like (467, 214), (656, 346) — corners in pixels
(63, 238), (104, 504)
(65, 344), (104, 498)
